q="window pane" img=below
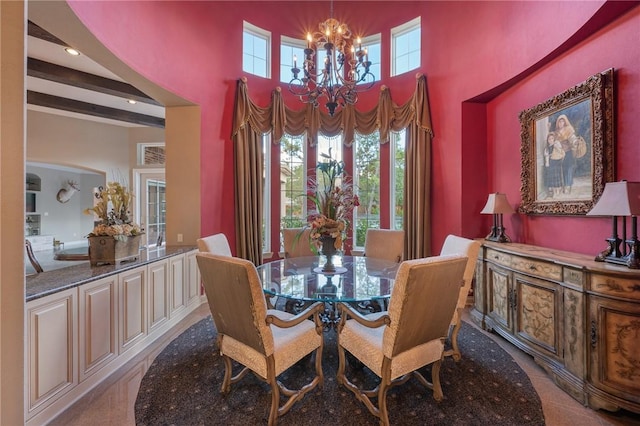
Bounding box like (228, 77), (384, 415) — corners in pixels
(243, 23), (270, 78)
(280, 42), (305, 84)
(354, 132), (381, 248)
(391, 130), (406, 230)
(392, 18), (420, 76)
(280, 134), (306, 246)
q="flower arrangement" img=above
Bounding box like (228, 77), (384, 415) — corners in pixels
(84, 182), (143, 241)
(305, 149), (359, 250)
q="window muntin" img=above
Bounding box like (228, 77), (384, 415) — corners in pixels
(391, 130), (406, 230)
(353, 132), (381, 248)
(243, 21), (270, 78)
(280, 36), (306, 84)
(391, 17), (421, 76)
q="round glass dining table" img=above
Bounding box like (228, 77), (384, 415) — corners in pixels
(257, 255), (400, 328)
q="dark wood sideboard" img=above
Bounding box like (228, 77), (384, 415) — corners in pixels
(471, 241), (640, 414)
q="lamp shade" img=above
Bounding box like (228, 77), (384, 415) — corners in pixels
(481, 193), (515, 215)
(587, 181), (640, 216)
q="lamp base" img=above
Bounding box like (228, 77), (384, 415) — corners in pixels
(485, 226), (511, 243)
(595, 237), (640, 269)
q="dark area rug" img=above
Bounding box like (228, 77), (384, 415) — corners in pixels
(135, 317), (545, 425)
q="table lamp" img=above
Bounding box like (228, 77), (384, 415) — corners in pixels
(586, 180), (640, 269)
(481, 192), (515, 243)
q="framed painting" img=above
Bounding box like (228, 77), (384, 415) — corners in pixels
(519, 69), (615, 215)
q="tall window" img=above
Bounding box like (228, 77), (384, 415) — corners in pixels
(280, 36), (305, 84)
(391, 17), (421, 76)
(353, 132), (381, 248)
(280, 134), (306, 233)
(391, 130), (406, 230)
(243, 21), (270, 78)
(358, 34), (381, 85)
(262, 134), (271, 253)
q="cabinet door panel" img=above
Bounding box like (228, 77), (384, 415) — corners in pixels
(589, 296), (640, 404)
(487, 263), (511, 331)
(186, 250), (201, 305)
(119, 266), (147, 352)
(27, 288), (77, 412)
(514, 273), (561, 358)
(563, 287), (585, 378)
(169, 254), (185, 316)
(79, 276), (118, 381)
(148, 260), (169, 329)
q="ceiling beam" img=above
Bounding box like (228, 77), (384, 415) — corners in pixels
(28, 20), (67, 46)
(27, 57), (162, 106)
(27, 91), (165, 128)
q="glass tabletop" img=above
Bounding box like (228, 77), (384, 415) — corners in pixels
(257, 255), (400, 303)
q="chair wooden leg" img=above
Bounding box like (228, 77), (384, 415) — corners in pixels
(266, 358), (279, 426)
(450, 317), (462, 362)
(221, 354), (232, 393)
(431, 359), (444, 402)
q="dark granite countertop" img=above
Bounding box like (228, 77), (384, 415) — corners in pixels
(26, 245), (197, 302)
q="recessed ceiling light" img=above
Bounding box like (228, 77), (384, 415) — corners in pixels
(127, 99), (137, 105)
(64, 47), (80, 56)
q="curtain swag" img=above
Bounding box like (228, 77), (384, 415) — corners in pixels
(232, 73), (433, 264)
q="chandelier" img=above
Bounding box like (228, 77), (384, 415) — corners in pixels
(288, 3), (375, 116)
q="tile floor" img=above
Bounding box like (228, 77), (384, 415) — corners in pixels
(48, 305), (640, 426)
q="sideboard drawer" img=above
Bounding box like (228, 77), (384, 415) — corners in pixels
(485, 248), (512, 268)
(591, 274), (640, 301)
(510, 256), (562, 281)
(563, 267), (585, 288)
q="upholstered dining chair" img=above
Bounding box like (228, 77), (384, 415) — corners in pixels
(196, 232), (232, 256)
(439, 235), (481, 361)
(336, 255), (467, 426)
(282, 227), (315, 258)
(363, 228), (405, 262)
(25, 239), (44, 273)
(196, 253), (325, 426)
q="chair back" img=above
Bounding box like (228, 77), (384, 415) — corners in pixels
(440, 235), (481, 309)
(383, 255), (467, 357)
(196, 253), (273, 355)
(197, 233), (232, 256)
(364, 229), (404, 262)
(282, 228), (314, 258)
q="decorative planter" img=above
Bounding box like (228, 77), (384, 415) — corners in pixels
(88, 234), (143, 266)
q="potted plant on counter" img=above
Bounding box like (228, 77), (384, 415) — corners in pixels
(84, 181), (144, 266)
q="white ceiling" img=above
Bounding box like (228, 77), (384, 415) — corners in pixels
(27, 34), (165, 127)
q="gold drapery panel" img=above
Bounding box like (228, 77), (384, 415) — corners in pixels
(232, 74), (433, 264)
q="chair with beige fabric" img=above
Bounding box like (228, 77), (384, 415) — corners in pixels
(282, 227), (315, 258)
(336, 255), (467, 426)
(196, 253), (324, 426)
(363, 228), (404, 262)
(439, 234), (481, 361)
(197, 233), (232, 256)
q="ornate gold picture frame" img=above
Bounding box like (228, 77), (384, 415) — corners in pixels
(519, 69), (615, 215)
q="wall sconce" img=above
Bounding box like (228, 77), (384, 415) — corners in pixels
(481, 192), (515, 243)
(586, 180), (640, 269)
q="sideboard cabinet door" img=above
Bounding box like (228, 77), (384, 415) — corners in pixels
(26, 288), (78, 415)
(119, 265), (147, 353)
(588, 294), (640, 412)
(486, 261), (513, 333)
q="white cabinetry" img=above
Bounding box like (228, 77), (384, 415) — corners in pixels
(25, 249), (203, 426)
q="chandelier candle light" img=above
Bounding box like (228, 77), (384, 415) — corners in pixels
(288, 1), (375, 116)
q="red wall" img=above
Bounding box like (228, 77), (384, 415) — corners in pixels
(67, 1), (639, 256)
